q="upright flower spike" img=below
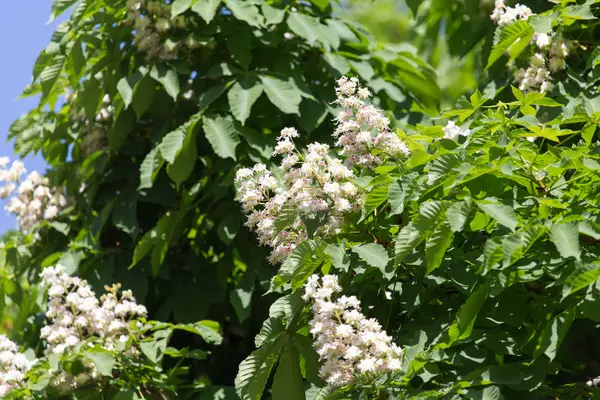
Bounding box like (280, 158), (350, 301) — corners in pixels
(489, 3), (568, 94)
(40, 265), (147, 355)
(334, 77), (410, 167)
(0, 158), (67, 231)
(235, 132), (363, 264)
(303, 274), (403, 387)
(0, 335), (34, 397)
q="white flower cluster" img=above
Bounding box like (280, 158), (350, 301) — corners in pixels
(40, 265), (147, 355)
(442, 121), (470, 141)
(236, 129), (362, 264)
(0, 335), (33, 397)
(513, 41), (568, 93)
(490, 0), (532, 26)
(490, 1), (569, 93)
(303, 274), (403, 387)
(0, 157), (67, 231)
(334, 77), (410, 167)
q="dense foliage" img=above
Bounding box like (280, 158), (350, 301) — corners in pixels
(3, 0), (600, 399)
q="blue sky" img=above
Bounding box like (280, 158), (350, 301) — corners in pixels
(0, 3), (60, 233)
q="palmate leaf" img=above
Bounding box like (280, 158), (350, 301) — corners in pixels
(235, 335), (285, 400)
(487, 21), (534, 68)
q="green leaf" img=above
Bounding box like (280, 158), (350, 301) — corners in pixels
(231, 283), (253, 323)
(86, 351), (115, 377)
(109, 106), (136, 150)
(487, 21), (534, 68)
(198, 82), (229, 112)
(395, 222), (425, 264)
(112, 193), (139, 239)
(225, 0), (263, 28)
(535, 309), (575, 361)
(175, 320), (223, 344)
(167, 120), (198, 187)
(117, 78), (140, 111)
(138, 148), (165, 190)
(352, 243), (389, 270)
(363, 184), (389, 218)
(217, 214), (241, 244)
(58, 251), (82, 275)
(158, 128), (186, 164)
(274, 205), (297, 234)
(425, 223), (453, 275)
(259, 75), (302, 115)
(477, 200), (518, 232)
(150, 64), (180, 100)
(446, 200), (471, 233)
(447, 283), (489, 345)
(287, 12), (322, 45)
(132, 76), (156, 120)
(228, 77), (263, 125)
(202, 115), (241, 160)
(325, 244), (350, 272)
(299, 98), (328, 133)
(172, 0), (193, 17)
(272, 341), (305, 400)
(388, 181), (405, 216)
(563, 4), (595, 20)
(114, 390), (140, 400)
(262, 4), (285, 25)
(562, 263), (600, 298)
(191, 0), (221, 24)
(235, 335), (285, 400)
(49, 0), (77, 22)
(40, 55), (65, 99)
(550, 222), (581, 261)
